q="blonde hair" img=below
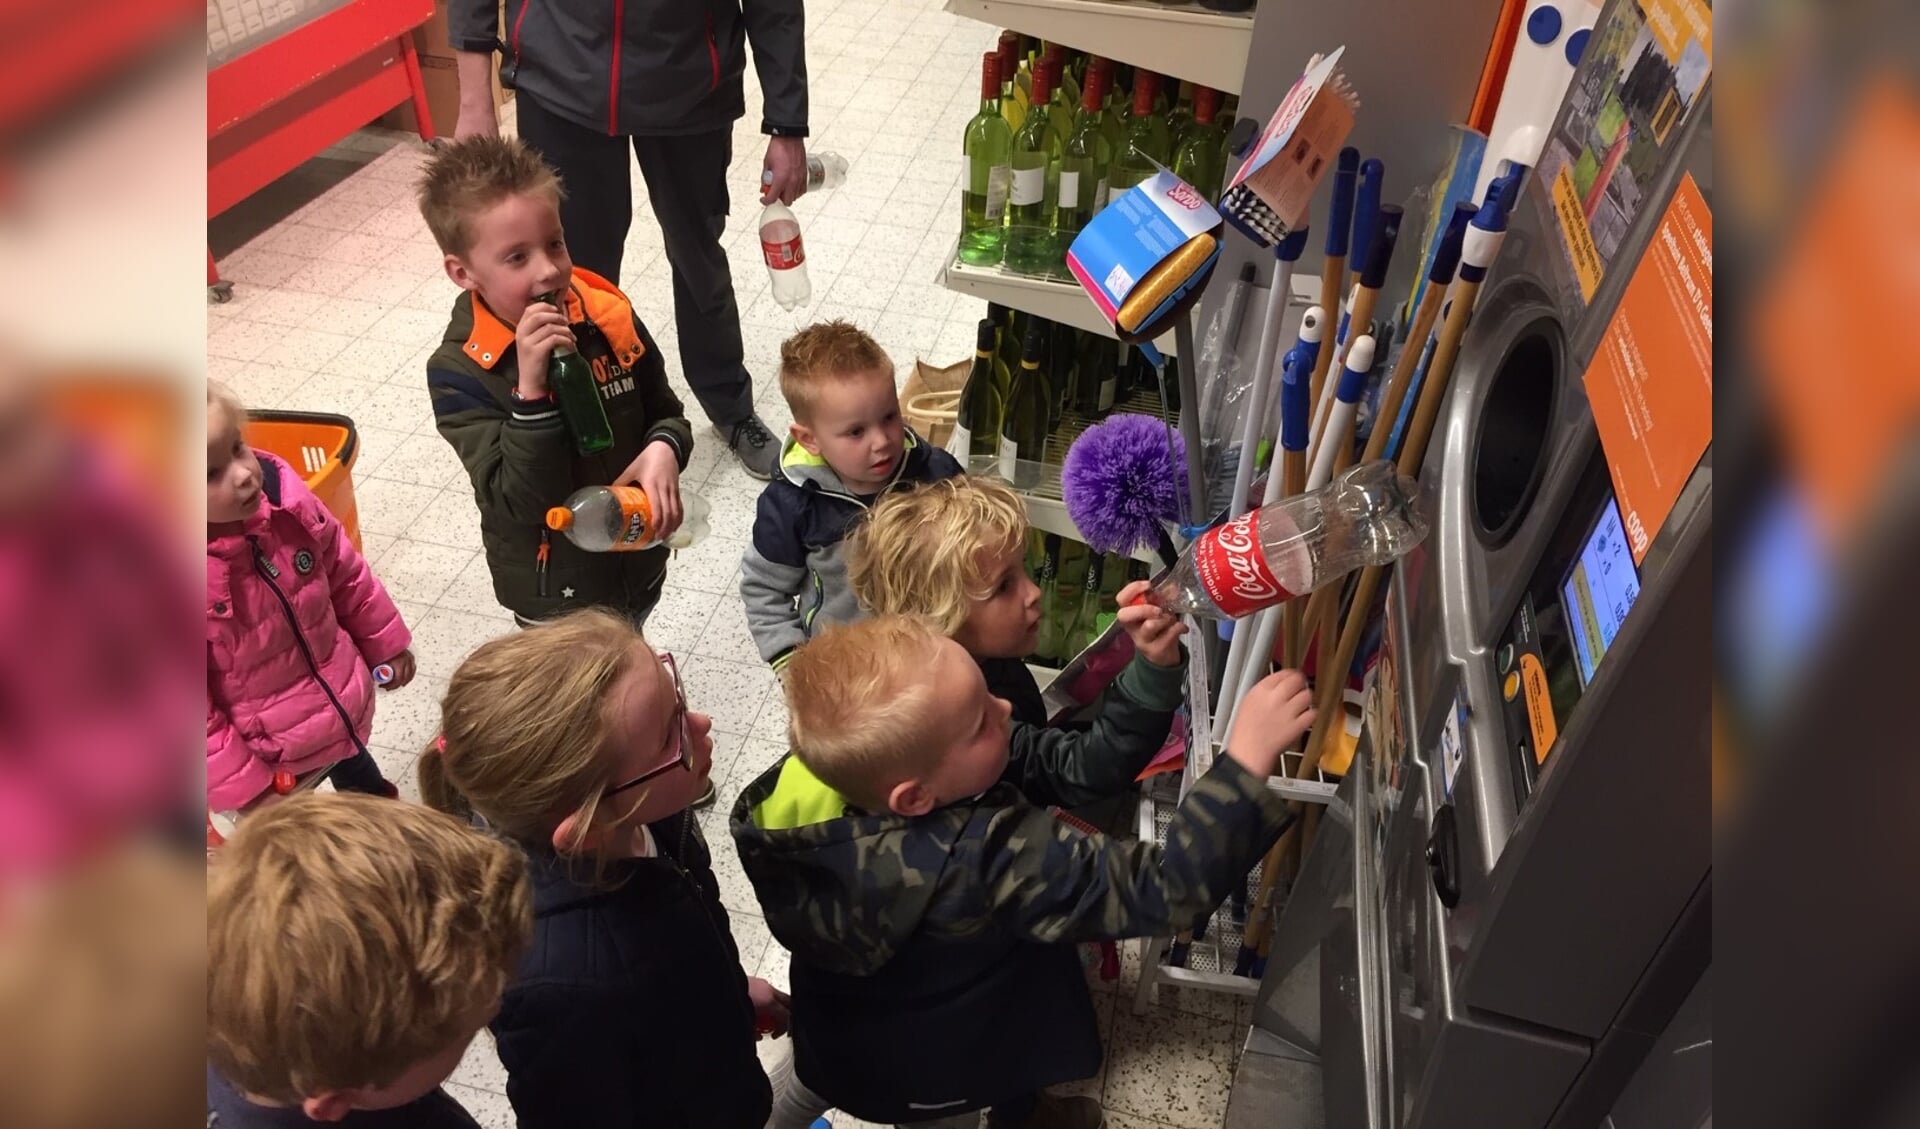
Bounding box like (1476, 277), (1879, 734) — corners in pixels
(416, 135), (565, 258)
(418, 608), (642, 853)
(208, 378), (246, 431)
(784, 615), (948, 808)
(778, 320), (895, 422)
(206, 793), (532, 1105)
(847, 477), (1030, 636)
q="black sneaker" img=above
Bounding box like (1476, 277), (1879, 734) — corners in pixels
(692, 779), (718, 811)
(727, 414), (780, 480)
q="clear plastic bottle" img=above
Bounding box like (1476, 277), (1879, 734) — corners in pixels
(1141, 461), (1427, 618)
(757, 151), (847, 311)
(545, 486), (711, 552)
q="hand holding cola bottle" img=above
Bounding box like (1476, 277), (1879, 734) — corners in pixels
(1138, 460), (1427, 620)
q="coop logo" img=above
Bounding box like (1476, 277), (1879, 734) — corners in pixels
(1165, 181), (1207, 210)
(1194, 511), (1286, 618)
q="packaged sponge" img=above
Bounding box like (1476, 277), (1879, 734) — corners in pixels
(1066, 166), (1224, 345)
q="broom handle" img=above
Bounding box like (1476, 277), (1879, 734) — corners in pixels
(1171, 312), (1208, 525)
(1295, 272), (1485, 785)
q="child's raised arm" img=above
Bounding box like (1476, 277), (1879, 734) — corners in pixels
(976, 753), (1295, 944)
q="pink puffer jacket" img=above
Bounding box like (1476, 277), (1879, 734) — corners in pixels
(206, 452), (410, 810)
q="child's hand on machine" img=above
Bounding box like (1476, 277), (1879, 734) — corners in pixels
(1224, 669), (1315, 779)
(1115, 580), (1188, 668)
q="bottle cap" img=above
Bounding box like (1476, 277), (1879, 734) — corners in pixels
(546, 507), (575, 531)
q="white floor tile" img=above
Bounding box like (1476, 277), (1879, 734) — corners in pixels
(354, 477), (443, 536)
(368, 674), (447, 753)
(368, 429), (467, 488)
(409, 606), (515, 681)
(682, 652), (777, 737)
(443, 1083), (516, 1129)
(375, 540), (478, 606)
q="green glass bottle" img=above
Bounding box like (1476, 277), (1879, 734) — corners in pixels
(1032, 534), (1063, 664)
(1172, 85), (1227, 200)
(1056, 65), (1113, 272)
(1048, 538), (1088, 659)
(1109, 70), (1171, 206)
(1046, 320), (1077, 431)
(960, 52), (1014, 266)
(1072, 546), (1106, 652)
(991, 304), (1021, 400)
(998, 318), (1051, 489)
(1004, 59), (1065, 277)
(950, 318), (1002, 466)
(541, 293), (614, 455)
(1166, 80), (1196, 150)
(997, 33), (1025, 131)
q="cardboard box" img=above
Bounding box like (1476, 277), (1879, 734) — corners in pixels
(1065, 167), (1224, 346)
(376, 0), (509, 136)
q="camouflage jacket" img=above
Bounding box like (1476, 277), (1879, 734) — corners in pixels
(728, 656), (1294, 1119)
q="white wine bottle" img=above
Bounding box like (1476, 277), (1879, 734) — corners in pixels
(960, 52), (1014, 265)
(1004, 57), (1065, 276)
(948, 319), (1003, 465)
(999, 317), (1052, 488)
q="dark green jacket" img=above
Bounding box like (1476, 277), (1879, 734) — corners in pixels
(729, 655), (1294, 1120)
(427, 269), (692, 622)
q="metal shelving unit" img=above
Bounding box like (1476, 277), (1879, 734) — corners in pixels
(942, 0), (1255, 94)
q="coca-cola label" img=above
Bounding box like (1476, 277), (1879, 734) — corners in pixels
(1192, 511), (1291, 618)
(761, 235), (805, 271)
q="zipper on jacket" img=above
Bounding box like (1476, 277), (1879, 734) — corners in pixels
(249, 536), (373, 763)
(659, 813), (749, 993)
(705, 14), (720, 91)
(536, 528), (551, 599)
(608, 1), (626, 134)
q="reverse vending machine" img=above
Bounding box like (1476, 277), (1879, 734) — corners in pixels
(1225, 0), (1713, 1124)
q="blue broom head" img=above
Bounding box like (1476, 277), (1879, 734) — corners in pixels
(1062, 412), (1188, 556)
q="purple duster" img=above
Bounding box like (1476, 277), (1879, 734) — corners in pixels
(1061, 413), (1187, 556)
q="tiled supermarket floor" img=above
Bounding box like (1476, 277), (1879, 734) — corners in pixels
(208, 0), (1248, 1124)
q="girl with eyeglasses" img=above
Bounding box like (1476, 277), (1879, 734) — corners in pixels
(419, 609), (788, 1128)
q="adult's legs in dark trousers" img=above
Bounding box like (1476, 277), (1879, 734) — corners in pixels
(515, 95), (756, 431)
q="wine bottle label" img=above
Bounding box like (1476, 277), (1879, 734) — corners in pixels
(1058, 169), (1081, 206)
(998, 438), (1020, 483)
(1098, 375), (1116, 411)
(760, 234), (805, 270)
(985, 165), (1012, 220)
(1010, 165), (1045, 206)
(1192, 510), (1291, 618)
(1093, 177), (1109, 212)
(948, 422), (972, 462)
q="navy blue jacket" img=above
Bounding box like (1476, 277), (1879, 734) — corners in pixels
(490, 810), (771, 1128)
(739, 431), (962, 668)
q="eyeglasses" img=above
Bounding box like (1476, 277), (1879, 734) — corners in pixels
(605, 652), (693, 798)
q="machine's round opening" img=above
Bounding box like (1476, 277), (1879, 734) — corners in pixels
(1471, 322), (1559, 545)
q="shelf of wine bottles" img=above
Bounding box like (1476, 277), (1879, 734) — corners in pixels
(943, 0), (1254, 96)
(949, 305), (1181, 564)
(956, 37), (1239, 303)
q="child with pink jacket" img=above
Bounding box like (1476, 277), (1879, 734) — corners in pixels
(206, 382), (416, 812)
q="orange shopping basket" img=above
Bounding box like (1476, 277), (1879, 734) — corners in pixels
(244, 410), (363, 551)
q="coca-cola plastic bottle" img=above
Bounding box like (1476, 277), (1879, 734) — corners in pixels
(1141, 460), (1427, 619)
(758, 151), (849, 310)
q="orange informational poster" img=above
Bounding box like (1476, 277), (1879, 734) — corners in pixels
(1581, 173), (1712, 563)
(1756, 76), (1920, 544)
